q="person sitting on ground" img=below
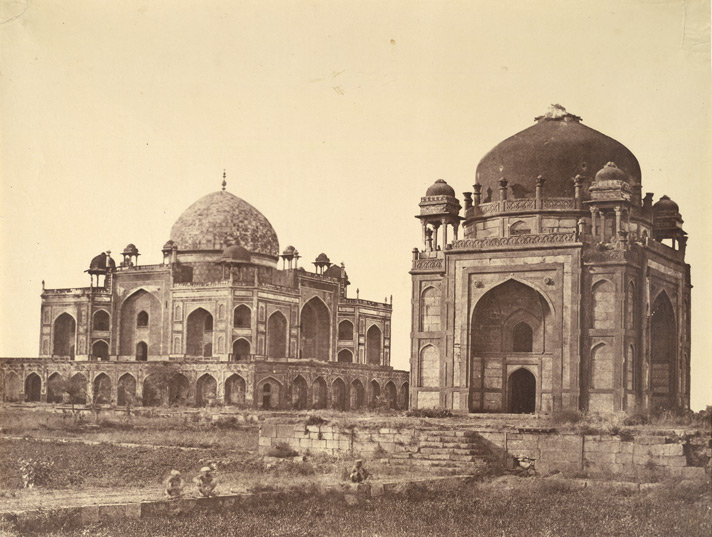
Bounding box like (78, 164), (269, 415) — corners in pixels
(194, 463), (218, 497)
(164, 470), (184, 498)
(349, 459), (368, 483)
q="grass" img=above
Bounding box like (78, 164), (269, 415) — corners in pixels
(6, 477), (710, 537)
(0, 409), (258, 450)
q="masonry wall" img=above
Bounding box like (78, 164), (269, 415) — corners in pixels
(259, 421), (708, 480)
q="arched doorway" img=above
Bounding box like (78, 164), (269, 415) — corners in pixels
(25, 373), (41, 402)
(234, 305), (251, 328)
(117, 374), (136, 407)
(300, 298), (330, 361)
(186, 308), (213, 357)
(196, 374), (217, 406)
(93, 373), (112, 404)
(136, 341), (148, 361)
(53, 313), (76, 358)
(68, 373), (87, 405)
(312, 377), (327, 409)
(337, 349), (353, 363)
(93, 310), (110, 331)
(338, 320), (353, 341)
(168, 374), (190, 406)
(369, 380), (381, 407)
(259, 379), (280, 409)
(399, 382), (409, 410)
(142, 375), (162, 407)
(267, 312), (287, 358)
(508, 368), (536, 413)
(225, 375), (246, 406)
(366, 325), (382, 365)
(92, 340), (109, 361)
(350, 380), (365, 410)
(47, 373), (64, 403)
(232, 339), (250, 361)
(384, 381), (397, 409)
(332, 378), (346, 411)
(292, 376), (308, 410)
(651, 292), (676, 410)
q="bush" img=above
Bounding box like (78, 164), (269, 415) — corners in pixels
(551, 409), (584, 425)
(406, 408), (453, 418)
(306, 415), (328, 426)
(266, 442), (298, 458)
(18, 458), (54, 488)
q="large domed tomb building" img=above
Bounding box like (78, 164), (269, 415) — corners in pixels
(410, 106), (690, 414)
(2, 182), (407, 410)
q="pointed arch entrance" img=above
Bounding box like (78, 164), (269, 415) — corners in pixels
(232, 338), (250, 361)
(300, 298), (330, 361)
(119, 290), (161, 357)
(117, 374), (136, 407)
(366, 325), (382, 365)
(267, 312), (287, 358)
(92, 340), (109, 361)
(196, 374), (217, 406)
(186, 308), (213, 357)
(332, 378), (346, 410)
(53, 313), (76, 358)
(292, 376), (308, 410)
(25, 373), (41, 402)
(350, 379), (365, 410)
(651, 292), (676, 410)
(93, 373), (112, 404)
(508, 368), (536, 413)
(225, 375), (246, 406)
(47, 373), (64, 403)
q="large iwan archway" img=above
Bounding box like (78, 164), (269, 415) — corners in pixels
(53, 313), (76, 358)
(300, 298), (330, 361)
(186, 308), (213, 357)
(651, 292), (676, 410)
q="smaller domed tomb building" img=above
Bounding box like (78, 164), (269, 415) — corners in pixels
(410, 106), (691, 414)
(4, 184), (407, 410)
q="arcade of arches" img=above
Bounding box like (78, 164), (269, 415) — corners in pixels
(1, 363), (408, 411)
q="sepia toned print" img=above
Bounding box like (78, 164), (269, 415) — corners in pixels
(1, 1), (709, 536)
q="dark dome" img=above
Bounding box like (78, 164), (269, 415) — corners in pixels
(222, 244), (250, 262)
(162, 240), (176, 250)
(323, 264), (342, 278)
(170, 191), (279, 258)
(88, 252), (116, 272)
(594, 162), (629, 183)
(653, 195), (679, 213)
(122, 243), (139, 255)
(426, 179), (456, 197)
(476, 106), (641, 200)
(315, 253), (331, 264)
(282, 245), (296, 256)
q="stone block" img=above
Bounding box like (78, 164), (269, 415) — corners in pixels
(276, 424), (295, 438)
(261, 423), (276, 438)
(258, 436), (272, 447)
(124, 502), (142, 519)
(635, 436), (667, 445)
(614, 453), (634, 465)
(540, 450), (580, 464)
(539, 435), (581, 451)
(370, 482), (385, 497)
(97, 504), (127, 522)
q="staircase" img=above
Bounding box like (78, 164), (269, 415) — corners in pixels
(388, 428), (499, 474)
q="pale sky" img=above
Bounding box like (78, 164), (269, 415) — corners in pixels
(1, 0), (710, 409)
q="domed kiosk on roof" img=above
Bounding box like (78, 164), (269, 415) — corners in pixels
(410, 105), (691, 417)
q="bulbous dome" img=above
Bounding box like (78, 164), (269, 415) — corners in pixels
(653, 195), (679, 213)
(594, 162), (629, 183)
(476, 105), (641, 200)
(426, 179), (456, 197)
(170, 191), (279, 258)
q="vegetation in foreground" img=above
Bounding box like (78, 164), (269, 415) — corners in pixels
(5, 477), (710, 537)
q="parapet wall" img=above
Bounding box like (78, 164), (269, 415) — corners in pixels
(259, 421), (709, 480)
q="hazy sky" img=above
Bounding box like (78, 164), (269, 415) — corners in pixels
(1, 0), (710, 409)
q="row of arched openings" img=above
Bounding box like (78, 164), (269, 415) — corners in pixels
(52, 296), (384, 365)
(6, 371), (409, 410)
(282, 376), (408, 411)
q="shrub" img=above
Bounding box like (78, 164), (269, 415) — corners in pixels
(406, 408), (453, 418)
(306, 415), (328, 426)
(266, 442), (298, 458)
(18, 458), (54, 488)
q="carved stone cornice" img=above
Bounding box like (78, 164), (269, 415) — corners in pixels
(450, 232), (577, 251)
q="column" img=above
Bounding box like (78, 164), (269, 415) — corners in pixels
(590, 207), (598, 238)
(441, 219), (448, 247)
(614, 206), (622, 234)
(600, 212), (607, 241)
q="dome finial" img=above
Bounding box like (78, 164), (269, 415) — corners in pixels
(221, 169), (227, 191)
